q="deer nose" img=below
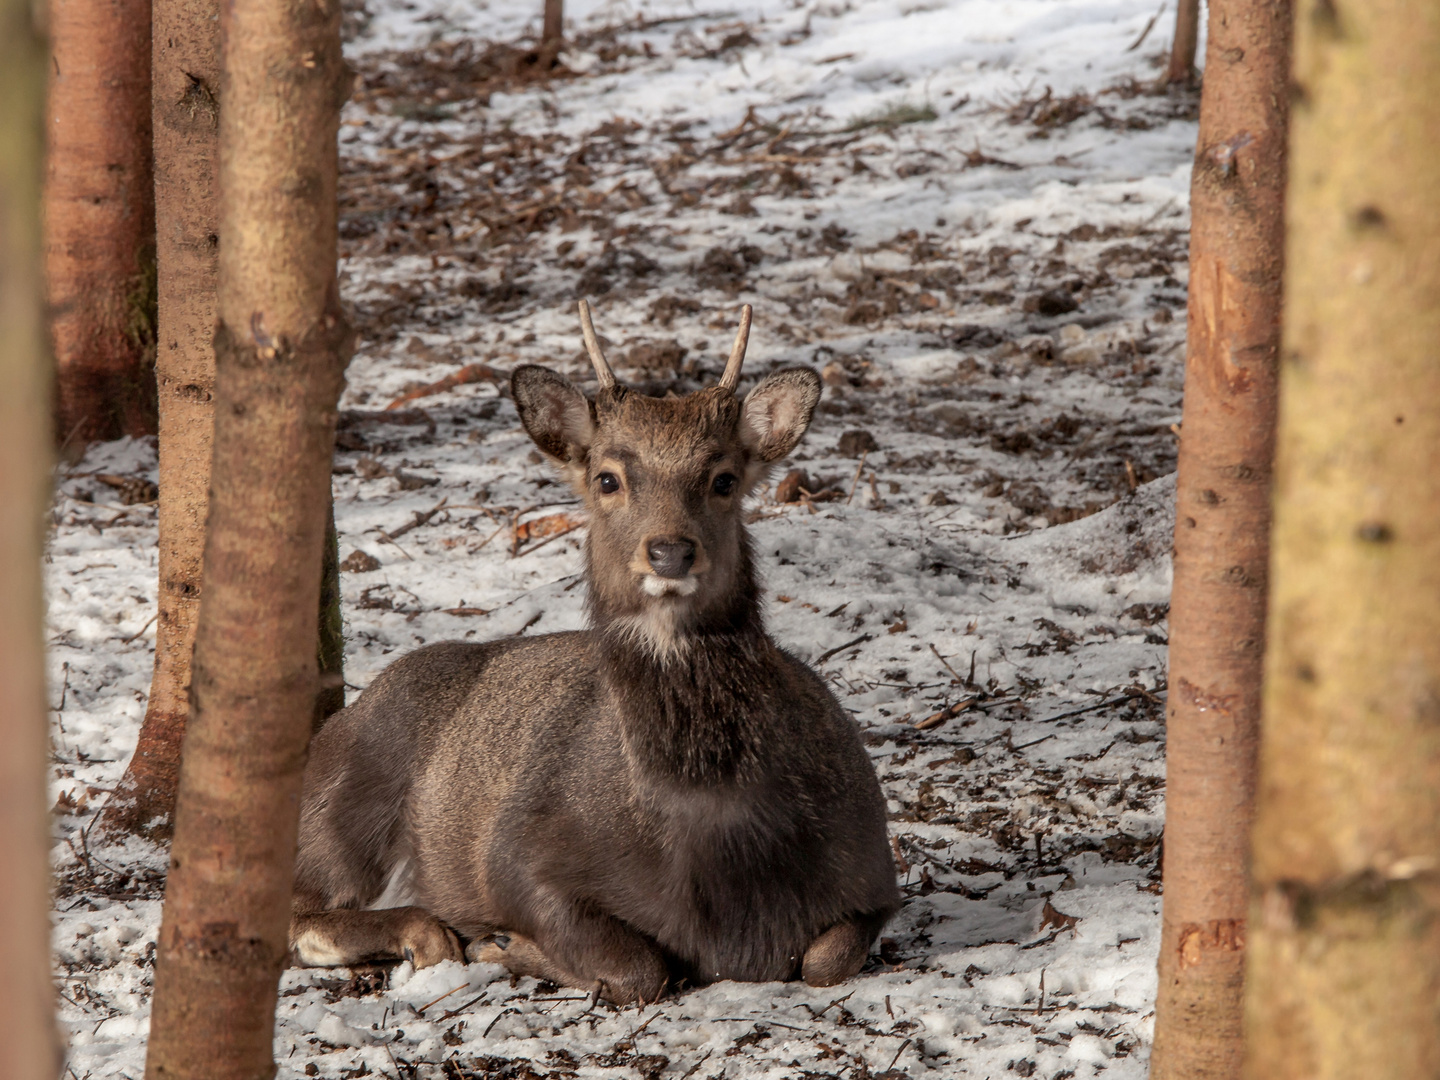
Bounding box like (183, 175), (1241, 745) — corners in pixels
(646, 538), (697, 579)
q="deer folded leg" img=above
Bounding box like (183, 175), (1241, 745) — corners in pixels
(473, 934), (581, 986)
(290, 906), (463, 968)
(801, 914), (887, 987)
(478, 910), (668, 1005)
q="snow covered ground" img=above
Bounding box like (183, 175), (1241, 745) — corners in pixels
(47, 0), (1197, 1076)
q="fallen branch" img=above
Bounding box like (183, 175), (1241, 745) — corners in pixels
(914, 697), (977, 731)
(384, 362), (507, 411)
(377, 498), (449, 543)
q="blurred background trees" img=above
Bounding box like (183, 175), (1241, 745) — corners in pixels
(45, 0), (157, 451)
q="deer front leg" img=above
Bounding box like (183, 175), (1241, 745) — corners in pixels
(476, 908), (668, 1005)
(802, 913), (888, 987)
(290, 906), (463, 969)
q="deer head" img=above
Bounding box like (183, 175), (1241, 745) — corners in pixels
(512, 301), (821, 657)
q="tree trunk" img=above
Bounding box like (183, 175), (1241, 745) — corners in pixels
(44, 0), (158, 450)
(1150, 3), (1290, 1078)
(142, 0), (353, 1070)
(99, 0), (220, 839)
(542, 0), (563, 49)
(1167, 0), (1202, 84)
(0, 0), (63, 1074)
(1244, 2), (1440, 1078)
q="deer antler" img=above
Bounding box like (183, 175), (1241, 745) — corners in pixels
(718, 304), (753, 393)
(578, 299), (616, 391)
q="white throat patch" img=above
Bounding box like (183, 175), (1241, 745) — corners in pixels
(640, 574), (699, 597)
(611, 603), (695, 664)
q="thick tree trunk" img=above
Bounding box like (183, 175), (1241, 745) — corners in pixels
(100, 0), (220, 839)
(542, 0), (563, 49)
(1244, 2), (1440, 1077)
(1150, 3), (1290, 1078)
(1167, 0), (1202, 84)
(0, 0), (63, 1073)
(44, 0), (157, 449)
(142, 0), (353, 1070)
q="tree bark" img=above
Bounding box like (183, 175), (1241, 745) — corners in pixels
(1167, 0), (1202, 84)
(1244, 2), (1440, 1078)
(142, 0), (353, 1069)
(0, 0), (63, 1074)
(1150, 4), (1290, 1079)
(44, 0), (158, 449)
(100, 0), (220, 839)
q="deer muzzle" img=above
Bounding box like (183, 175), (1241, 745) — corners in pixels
(645, 538), (696, 579)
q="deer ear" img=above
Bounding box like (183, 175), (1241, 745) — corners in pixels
(739, 368), (821, 462)
(512, 366), (594, 467)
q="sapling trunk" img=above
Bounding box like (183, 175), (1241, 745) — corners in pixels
(1167, 0), (1202, 84)
(101, 0), (221, 839)
(1150, 3), (1290, 1078)
(542, 0), (563, 49)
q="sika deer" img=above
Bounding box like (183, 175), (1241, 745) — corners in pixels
(289, 302), (899, 1003)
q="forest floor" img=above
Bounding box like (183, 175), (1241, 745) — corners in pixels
(47, 0), (1198, 1076)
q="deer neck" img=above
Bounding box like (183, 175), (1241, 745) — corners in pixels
(592, 563), (781, 785)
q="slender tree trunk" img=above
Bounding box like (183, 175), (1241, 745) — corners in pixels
(542, 0), (563, 49)
(100, 0), (220, 839)
(0, 0), (63, 1073)
(1167, 0), (1202, 84)
(1244, 2), (1440, 1077)
(143, 0), (353, 1069)
(44, 0), (158, 450)
(1151, 3), (1290, 1078)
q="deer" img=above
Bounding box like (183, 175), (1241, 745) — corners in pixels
(288, 301), (900, 1004)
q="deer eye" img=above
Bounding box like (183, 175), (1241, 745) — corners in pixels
(712, 473), (738, 497)
(597, 472), (621, 494)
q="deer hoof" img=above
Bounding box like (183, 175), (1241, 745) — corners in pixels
(802, 920), (871, 987)
(394, 910), (463, 968)
(474, 933), (559, 981)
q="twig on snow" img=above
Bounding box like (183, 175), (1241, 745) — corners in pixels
(816, 634), (873, 665)
(678, 1050), (713, 1080)
(119, 613), (158, 645)
(845, 451), (869, 505)
(1126, 2), (1165, 51)
(928, 643), (966, 685)
(884, 1038), (913, 1073)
